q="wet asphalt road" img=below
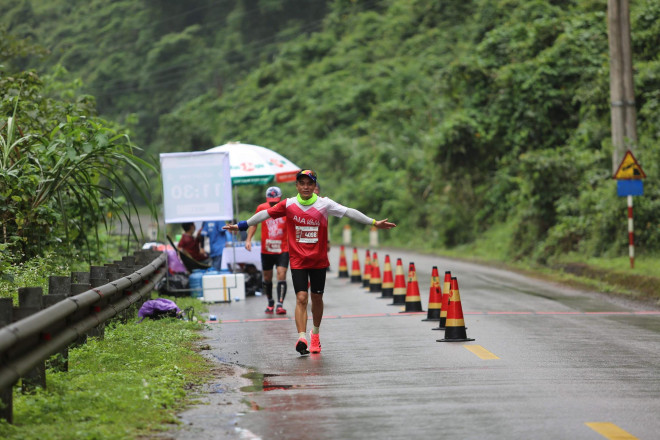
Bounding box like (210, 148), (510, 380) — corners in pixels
(170, 247), (660, 440)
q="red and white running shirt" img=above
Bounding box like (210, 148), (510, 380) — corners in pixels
(267, 197), (347, 269)
(255, 202), (288, 254)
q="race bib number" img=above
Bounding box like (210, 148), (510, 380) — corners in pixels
(265, 239), (282, 253)
(295, 226), (319, 243)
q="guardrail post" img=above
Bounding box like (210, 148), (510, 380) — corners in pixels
(90, 265), (107, 281)
(104, 263), (120, 282)
(117, 259), (137, 323)
(134, 250), (152, 266)
(89, 266), (109, 339)
(70, 280), (91, 345)
(129, 253), (151, 311)
(71, 271), (90, 285)
(49, 275), (71, 296)
(43, 292), (67, 372)
(111, 261), (128, 324)
(46, 276), (72, 372)
(104, 263), (123, 324)
(0, 297), (14, 423)
(17, 287), (46, 393)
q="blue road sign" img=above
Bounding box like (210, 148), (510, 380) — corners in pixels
(617, 179), (644, 197)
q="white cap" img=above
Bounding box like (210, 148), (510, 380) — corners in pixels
(266, 186), (282, 202)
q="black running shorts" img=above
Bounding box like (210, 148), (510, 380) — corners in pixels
(291, 268), (327, 294)
(261, 252), (290, 271)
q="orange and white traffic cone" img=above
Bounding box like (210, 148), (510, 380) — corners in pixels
(433, 271), (452, 331)
(379, 254), (394, 299)
(400, 262), (424, 313)
(437, 277), (474, 342)
(338, 245), (349, 278)
(350, 247), (361, 283)
(422, 266), (442, 321)
(369, 252), (382, 293)
(362, 250), (371, 289)
(389, 258), (406, 306)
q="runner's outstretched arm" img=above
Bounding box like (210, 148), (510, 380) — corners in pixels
(343, 208), (397, 229)
(223, 210), (271, 231)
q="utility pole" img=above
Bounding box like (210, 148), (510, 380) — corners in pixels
(607, 0), (637, 174)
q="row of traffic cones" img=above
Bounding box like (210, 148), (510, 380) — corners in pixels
(339, 246), (474, 342)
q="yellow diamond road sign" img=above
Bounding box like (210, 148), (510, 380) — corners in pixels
(613, 150), (646, 180)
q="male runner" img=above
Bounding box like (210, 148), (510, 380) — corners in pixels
(245, 186), (289, 315)
(224, 170), (396, 355)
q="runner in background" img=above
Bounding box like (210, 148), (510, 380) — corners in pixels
(245, 187), (290, 315)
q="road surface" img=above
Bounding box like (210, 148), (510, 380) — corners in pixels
(166, 247), (660, 440)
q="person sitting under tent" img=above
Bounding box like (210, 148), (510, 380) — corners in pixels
(177, 222), (210, 264)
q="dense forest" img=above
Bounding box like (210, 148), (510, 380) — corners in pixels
(2, 0), (659, 265)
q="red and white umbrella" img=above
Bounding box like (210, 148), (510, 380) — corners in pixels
(207, 142), (301, 186)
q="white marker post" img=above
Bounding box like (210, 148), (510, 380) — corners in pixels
(342, 224), (352, 245)
(369, 226), (379, 247)
(627, 195), (634, 269)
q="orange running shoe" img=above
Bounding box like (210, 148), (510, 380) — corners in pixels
(296, 337), (309, 355)
(265, 306), (274, 314)
(309, 331), (321, 353)
(276, 305), (287, 315)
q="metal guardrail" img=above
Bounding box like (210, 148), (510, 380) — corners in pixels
(0, 249), (167, 423)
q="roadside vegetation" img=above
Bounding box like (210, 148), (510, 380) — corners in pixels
(0, 296), (211, 440)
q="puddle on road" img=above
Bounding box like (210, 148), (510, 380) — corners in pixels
(240, 371), (325, 392)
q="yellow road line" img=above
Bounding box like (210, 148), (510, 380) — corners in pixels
(585, 422), (638, 440)
(464, 345), (499, 359)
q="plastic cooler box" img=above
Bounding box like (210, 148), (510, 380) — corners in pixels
(202, 272), (245, 303)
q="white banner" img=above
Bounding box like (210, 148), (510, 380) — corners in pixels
(160, 151), (233, 223)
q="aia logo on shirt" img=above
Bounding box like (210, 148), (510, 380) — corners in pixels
(293, 215), (320, 226)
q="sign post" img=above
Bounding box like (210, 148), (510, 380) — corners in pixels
(612, 150), (646, 268)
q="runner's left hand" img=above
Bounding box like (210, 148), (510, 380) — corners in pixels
(374, 219), (396, 229)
